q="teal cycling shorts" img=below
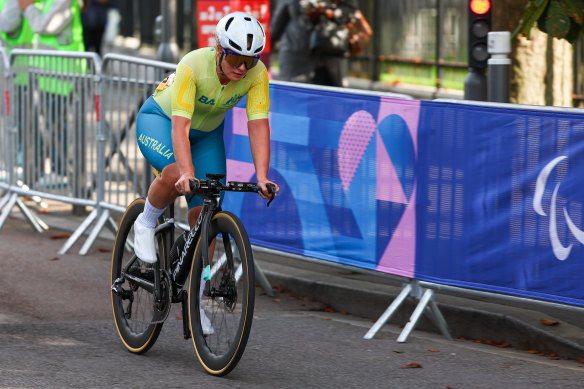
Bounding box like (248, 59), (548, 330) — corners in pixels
(136, 96), (226, 209)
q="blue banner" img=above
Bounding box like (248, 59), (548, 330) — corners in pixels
(222, 82), (584, 307)
(223, 83), (419, 277)
(416, 101), (584, 306)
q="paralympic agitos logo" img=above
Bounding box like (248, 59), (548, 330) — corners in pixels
(534, 156), (584, 260)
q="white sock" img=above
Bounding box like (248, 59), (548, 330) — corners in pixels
(136, 198), (166, 229)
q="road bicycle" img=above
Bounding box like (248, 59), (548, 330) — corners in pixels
(110, 173), (275, 376)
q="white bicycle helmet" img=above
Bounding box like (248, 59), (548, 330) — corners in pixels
(216, 12), (266, 56)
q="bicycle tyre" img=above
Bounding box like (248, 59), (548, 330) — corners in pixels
(110, 198), (167, 353)
(188, 211), (255, 376)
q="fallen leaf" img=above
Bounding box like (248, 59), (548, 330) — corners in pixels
(96, 248), (110, 253)
(176, 316), (183, 320)
(46, 257), (59, 261)
(49, 233), (71, 240)
(496, 342), (511, 348)
(340, 311), (348, 315)
(401, 363), (422, 369)
(526, 350), (539, 354)
(540, 319), (560, 326)
(393, 351), (404, 354)
(428, 349), (440, 353)
(324, 317), (331, 320)
(578, 357), (584, 364)
(324, 307), (335, 313)
(272, 298), (281, 302)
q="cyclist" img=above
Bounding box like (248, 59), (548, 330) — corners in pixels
(133, 11), (279, 265)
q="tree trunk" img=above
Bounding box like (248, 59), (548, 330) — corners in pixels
(492, 0), (573, 106)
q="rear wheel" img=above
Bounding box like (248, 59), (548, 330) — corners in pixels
(188, 211), (255, 376)
(110, 198), (169, 353)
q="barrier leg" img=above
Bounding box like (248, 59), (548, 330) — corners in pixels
(0, 191), (12, 213)
(427, 299), (453, 341)
(106, 215), (118, 236)
(15, 197), (48, 232)
(397, 288), (434, 343)
(58, 208), (99, 254)
(0, 191), (46, 232)
(364, 280), (451, 342)
(254, 262), (275, 297)
(79, 208), (111, 255)
(364, 283), (412, 339)
(0, 192), (18, 229)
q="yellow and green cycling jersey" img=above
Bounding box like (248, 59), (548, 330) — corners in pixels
(153, 46), (270, 132)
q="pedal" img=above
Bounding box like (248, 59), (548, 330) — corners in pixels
(180, 290), (191, 339)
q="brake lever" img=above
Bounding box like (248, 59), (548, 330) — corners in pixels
(265, 183), (276, 207)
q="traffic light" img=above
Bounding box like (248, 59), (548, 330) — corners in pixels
(468, 0), (492, 69)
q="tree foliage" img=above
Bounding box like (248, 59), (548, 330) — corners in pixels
(514, 0), (584, 43)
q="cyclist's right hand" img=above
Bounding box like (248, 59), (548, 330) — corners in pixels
(175, 172), (196, 195)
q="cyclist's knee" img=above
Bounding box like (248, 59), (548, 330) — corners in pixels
(157, 164), (180, 186)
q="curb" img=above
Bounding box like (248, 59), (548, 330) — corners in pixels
(262, 268), (584, 361)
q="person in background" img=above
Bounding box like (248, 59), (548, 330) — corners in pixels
(0, 0), (35, 51)
(271, 0), (357, 87)
(270, 0), (316, 84)
(18, 0), (84, 186)
(18, 0), (84, 52)
(81, 0), (117, 55)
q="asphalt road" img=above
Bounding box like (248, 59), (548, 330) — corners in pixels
(2, 217), (584, 388)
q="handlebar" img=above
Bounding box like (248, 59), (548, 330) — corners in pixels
(189, 174), (276, 207)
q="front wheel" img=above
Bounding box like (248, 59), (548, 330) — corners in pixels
(188, 211), (255, 376)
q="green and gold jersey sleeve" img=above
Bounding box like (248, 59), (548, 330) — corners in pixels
(246, 67), (270, 121)
(171, 63), (197, 119)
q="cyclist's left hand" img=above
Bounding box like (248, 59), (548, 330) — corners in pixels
(257, 179), (279, 200)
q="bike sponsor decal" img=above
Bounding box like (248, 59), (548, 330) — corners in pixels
(534, 156), (584, 260)
(173, 211), (203, 281)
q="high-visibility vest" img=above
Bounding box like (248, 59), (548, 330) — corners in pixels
(34, 0), (84, 52)
(32, 0), (85, 95)
(0, 0), (36, 52)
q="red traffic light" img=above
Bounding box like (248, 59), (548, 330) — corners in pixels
(470, 0), (491, 15)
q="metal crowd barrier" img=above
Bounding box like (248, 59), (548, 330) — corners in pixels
(0, 47), (9, 191)
(58, 53), (199, 255)
(0, 49), (101, 232)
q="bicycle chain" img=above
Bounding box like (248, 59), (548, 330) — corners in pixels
(126, 270), (172, 325)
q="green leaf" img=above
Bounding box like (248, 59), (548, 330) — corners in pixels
(540, 0), (572, 38)
(513, 0), (550, 40)
(562, 0), (584, 24)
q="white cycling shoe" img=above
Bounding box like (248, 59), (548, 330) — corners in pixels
(200, 308), (215, 336)
(133, 221), (157, 264)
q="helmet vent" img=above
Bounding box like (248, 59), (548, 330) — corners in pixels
(247, 34), (253, 50)
(244, 16), (251, 21)
(228, 39), (242, 52)
(225, 17), (234, 31)
(254, 46), (263, 54)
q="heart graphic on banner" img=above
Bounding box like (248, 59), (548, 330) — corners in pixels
(338, 110), (377, 192)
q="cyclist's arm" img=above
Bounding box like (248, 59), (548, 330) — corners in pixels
(245, 68), (277, 197)
(171, 61), (197, 194)
(171, 115), (195, 195)
(248, 118), (278, 197)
